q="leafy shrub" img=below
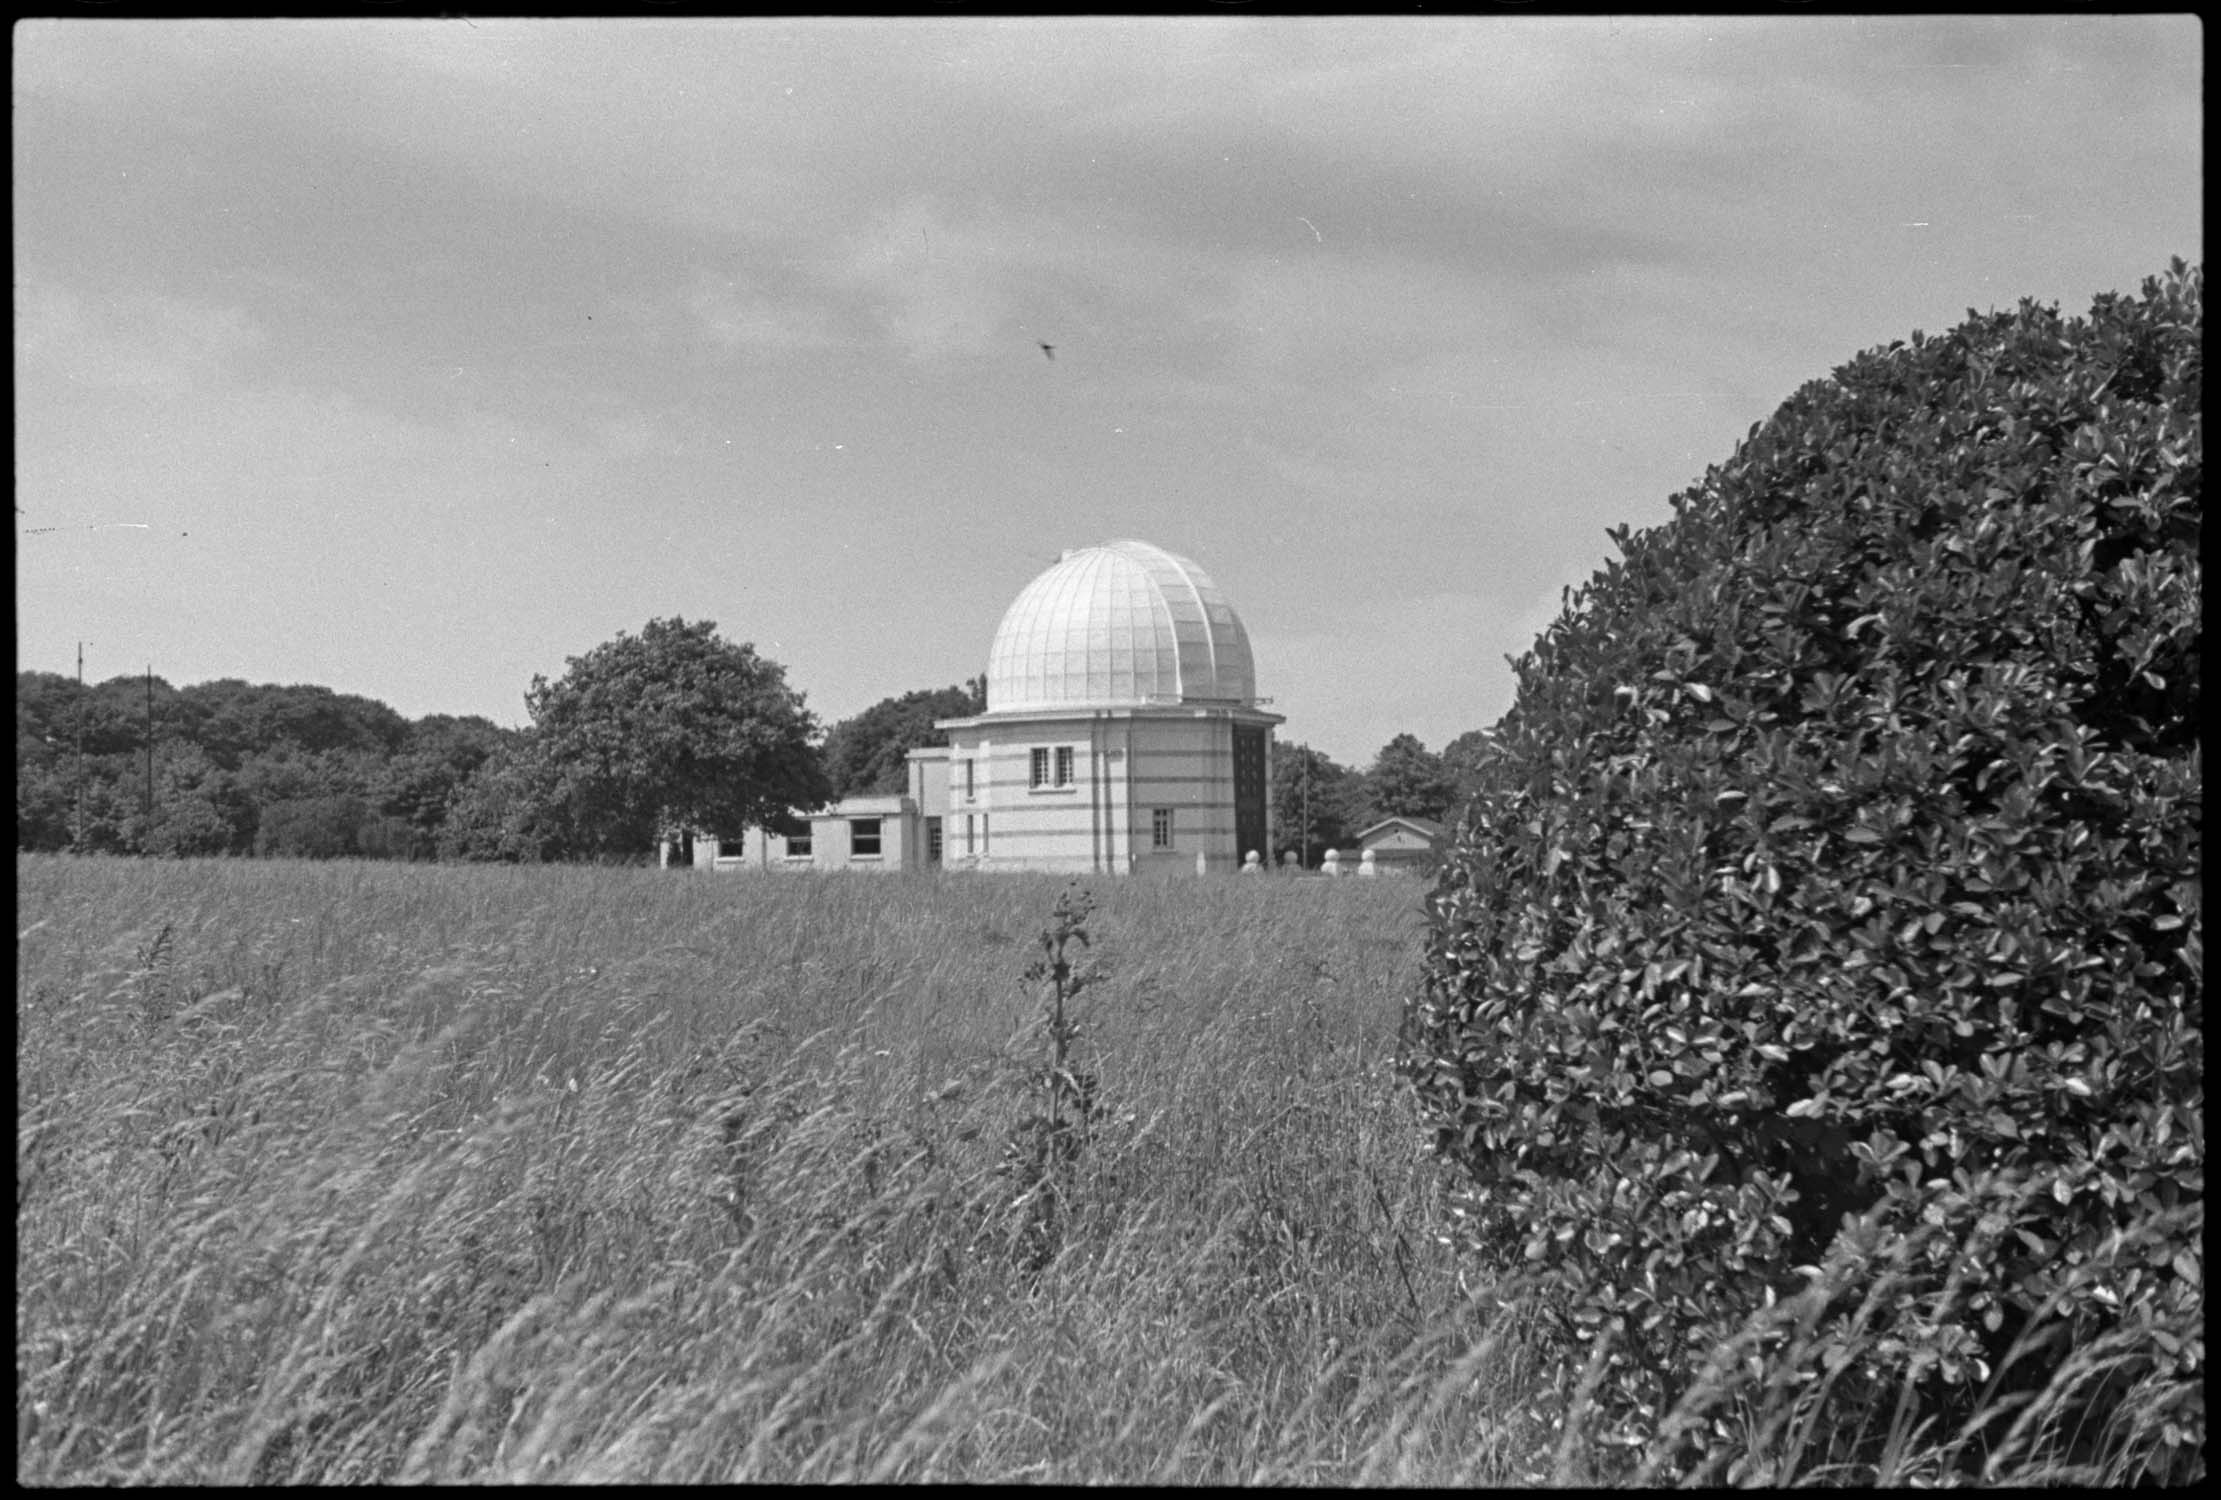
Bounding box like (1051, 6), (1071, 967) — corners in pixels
(1405, 261), (2201, 1480)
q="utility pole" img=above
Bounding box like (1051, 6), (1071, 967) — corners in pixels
(73, 642), (85, 853)
(144, 665), (156, 845)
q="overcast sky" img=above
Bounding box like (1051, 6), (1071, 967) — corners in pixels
(13, 16), (2202, 765)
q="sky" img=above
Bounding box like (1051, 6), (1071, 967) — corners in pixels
(13, 15), (2202, 766)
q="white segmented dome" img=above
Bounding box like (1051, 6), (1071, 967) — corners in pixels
(985, 539), (1257, 711)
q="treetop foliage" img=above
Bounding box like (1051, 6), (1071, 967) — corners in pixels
(17, 671), (514, 860)
(1365, 732), (1458, 824)
(525, 617), (832, 859)
(1270, 740), (1365, 866)
(819, 682), (985, 800)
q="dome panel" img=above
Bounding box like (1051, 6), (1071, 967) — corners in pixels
(984, 539), (1258, 712)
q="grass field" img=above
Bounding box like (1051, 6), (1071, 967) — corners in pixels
(22, 855), (2190, 1485)
(18, 854), (1577, 1484)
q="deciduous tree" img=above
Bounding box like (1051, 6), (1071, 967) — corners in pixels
(523, 617), (831, 859)
(378, 714), (513, 859)
(1269, 741), (1362, 866)
(1362, 732), (1456, 823)
(820, 684), (981, 798)
(1439, 727), (1498, 813)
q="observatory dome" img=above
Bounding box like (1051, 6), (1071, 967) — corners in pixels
(985, 539), (1257, 712)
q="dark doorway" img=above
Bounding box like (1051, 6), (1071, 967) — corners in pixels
(1233, 726), (1268, 866)
(926, 816), (942, 867)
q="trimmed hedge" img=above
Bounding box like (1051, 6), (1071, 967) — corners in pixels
(1406, 261), (2201, 1480)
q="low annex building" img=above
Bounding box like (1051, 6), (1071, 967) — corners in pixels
(1340, 815), (1447, 876)
(703, 538), (1283, 875)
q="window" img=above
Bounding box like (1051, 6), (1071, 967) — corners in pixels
(964, 759), (976, 802)
(851, 818), (882, 858)
(1152, 808), (1174, 850)
(927, 817), (942, 865)
(785, 829), (813, 859)
(981, 815), (989, 854)
(965, 814), (975, 855)
(1030, 745), (1076, 790)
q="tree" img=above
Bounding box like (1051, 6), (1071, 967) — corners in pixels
(254, 795), (373, 859)
(173, 679), (407, 767)
(523, 617), (832, 859)
(1362, 732), (1456, 823)
(15, 757), (73, 853)
(13, 670), (498, 860)
(1438, 728), (1498, 813)
(15, 678), (75, 851)
(133, 743), (249, 857)
(378, 714), (513, 859)
(70, 766), (145, 855)
(1269, 741), (1362, 866)
(436, 741), (568, 863)
(819, 684), (981, 799)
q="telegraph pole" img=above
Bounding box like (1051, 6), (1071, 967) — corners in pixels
(144, 665), (156, 843)
(73, 642), (85, 853)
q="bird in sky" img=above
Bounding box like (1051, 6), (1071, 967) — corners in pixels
(1039, 341), (1056, 362)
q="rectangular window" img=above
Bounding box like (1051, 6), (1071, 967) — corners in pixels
(964, 814), (975, 854)
(981, 815), (989, 854)
(1054, 745), (1074, 786)
(785, 830), (813, 859)
(927, 817), (942, 865)
(851, 818), (882, 858)
(1152, 808), (1174, 850)
(964, 759), (976, 802)
(1030, 747), (1050, 788)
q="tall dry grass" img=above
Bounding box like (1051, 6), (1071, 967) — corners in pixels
(21, 856), (2189, 1485)
(18, 855), (1554, 1484)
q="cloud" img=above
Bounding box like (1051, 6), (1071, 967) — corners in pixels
(825, 196), (1214, 367)
(16, 280), (268, 393)
(12, 16), (2197, 759)
(688, 277), (840, 358)
(11, 268), (697, 720)
(830, 201), (1021, 363)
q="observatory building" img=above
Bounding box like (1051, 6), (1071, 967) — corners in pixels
(711, 538), (1282, 874)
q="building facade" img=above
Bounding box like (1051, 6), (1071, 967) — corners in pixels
(1343, 815), (1447, 876)
(702, 538), (1281, 875)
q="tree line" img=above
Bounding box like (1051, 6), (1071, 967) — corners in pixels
(17, 617), (1493, 864)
